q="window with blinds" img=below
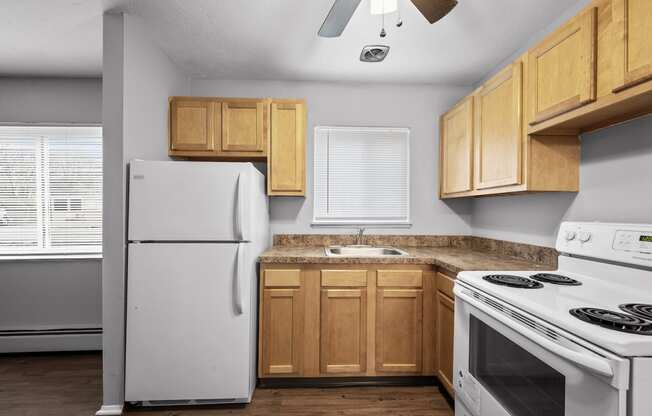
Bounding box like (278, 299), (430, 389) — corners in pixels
(313, 126), (410, 225)
(0, 126), (102, 256)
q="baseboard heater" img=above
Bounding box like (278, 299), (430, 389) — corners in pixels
(0, 327), (102, 353)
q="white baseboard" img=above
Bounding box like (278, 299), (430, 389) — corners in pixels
(0, 333), (101, 353)
(95, 404), (123, 415)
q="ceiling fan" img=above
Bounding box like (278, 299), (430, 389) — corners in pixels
(318, 0), (458, 37)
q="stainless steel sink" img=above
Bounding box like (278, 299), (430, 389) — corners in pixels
(325, 245), (408, 257)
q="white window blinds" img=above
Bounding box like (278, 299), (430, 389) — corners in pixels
(0, 126), (102, 256)
(313, 126), (410, 225)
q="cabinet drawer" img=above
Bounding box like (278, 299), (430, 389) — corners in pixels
(264, 269), (301, 287)
(321, 270), (367, 287)
(436, 272), (455, 299)
(377, 270), (423, 288)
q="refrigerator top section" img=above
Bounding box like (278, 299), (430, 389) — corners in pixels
(128, 160), (267, 242)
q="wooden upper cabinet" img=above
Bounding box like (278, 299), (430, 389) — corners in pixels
(320, 270), (368, 375)
(221, 99), (267, 153)
(169, 99), (215, 151)
(612, 0), (652, 92)
(440, 96), (473, 197)
(528, 7), (597, 124)
(169, 96), (307, 197)
(267, 100), (306, 196)
(474, 63), (523, 190)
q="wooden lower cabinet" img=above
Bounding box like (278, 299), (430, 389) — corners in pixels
(320, 270), (368, 375)
(376, 288), (423, 373)
(260, 269), (304, 376)
(436, 273), (456, 396)
(259, 264), (441, 380)
(375, 270), (423, 373)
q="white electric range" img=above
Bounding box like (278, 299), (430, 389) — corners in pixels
(453, 222), (652, 416)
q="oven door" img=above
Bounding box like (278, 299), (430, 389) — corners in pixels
(453, 282), (630, 416)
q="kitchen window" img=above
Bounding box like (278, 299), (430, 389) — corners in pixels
(0, 125), (102, 257)
(313, 126), (410, 225)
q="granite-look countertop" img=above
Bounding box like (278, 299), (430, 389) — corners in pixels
(258, 245), (552, 274)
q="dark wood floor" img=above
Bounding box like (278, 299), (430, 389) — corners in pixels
(0, 352), (454, 416)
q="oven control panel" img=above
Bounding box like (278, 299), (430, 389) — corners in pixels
(613, 230), (652, 253)
(556, 222), (652, 267)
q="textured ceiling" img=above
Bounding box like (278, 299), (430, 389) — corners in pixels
(1, 0), (580, 84)
(108, 0), (580, 84)
(0, 0), (103, 77)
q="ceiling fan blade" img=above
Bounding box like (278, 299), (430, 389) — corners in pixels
(318, 0), (362, 38)
(410, 0), (458, 24)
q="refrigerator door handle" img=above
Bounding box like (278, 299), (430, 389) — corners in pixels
(233, 243), (244, 315)
(235, 172), (248, 241)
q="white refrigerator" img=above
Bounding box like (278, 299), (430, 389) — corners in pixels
(124, 160), (269, 405)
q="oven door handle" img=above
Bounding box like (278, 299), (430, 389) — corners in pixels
(455, 288), (615, 378)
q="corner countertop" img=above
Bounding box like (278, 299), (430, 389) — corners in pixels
(258, 245), (552, 274)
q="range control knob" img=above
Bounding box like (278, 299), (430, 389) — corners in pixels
(579, 231), (592, 243)
(565, 231), (577, 241)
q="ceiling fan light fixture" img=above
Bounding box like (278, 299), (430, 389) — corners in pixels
(370, 0), (397, 15)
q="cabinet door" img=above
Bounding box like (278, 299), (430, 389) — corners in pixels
(221, 100), (266, 153)
(261, 270), (303, 376)
(612, 0), (652, 92)
(436, 291), (454, 396)
(528, 7), (597, 124)
(375, 288), (423, 373)
(440, 96), (473, 196)
(268, 100), (306, 196)
(169, 99), (215, 151)
(320, 288), (367, 374)
(474, 63), (523, 190)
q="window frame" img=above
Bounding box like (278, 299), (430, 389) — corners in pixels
(0, 122), (103, 260)
(311, 125), (411, 227)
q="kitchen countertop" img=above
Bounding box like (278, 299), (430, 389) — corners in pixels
(259, 245), (552, 274)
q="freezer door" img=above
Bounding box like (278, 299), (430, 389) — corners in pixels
(128, 160), (255, 241)
(125, 243), (253, 402)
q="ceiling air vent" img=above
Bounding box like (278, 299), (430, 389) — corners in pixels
(360, 45), (390, 62)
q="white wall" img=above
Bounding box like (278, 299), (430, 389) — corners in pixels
(101, 12), (189, 410)
(469, 0), (652, 247)
(0, 77), (102, 344)
(190, 79), (473, 236)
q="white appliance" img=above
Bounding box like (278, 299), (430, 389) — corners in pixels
(453, 222), (652, 416)
(124, 160), (269, 405)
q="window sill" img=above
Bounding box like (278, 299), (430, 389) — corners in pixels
(0, 254), (102, 262)
(311, 222), (412, 228)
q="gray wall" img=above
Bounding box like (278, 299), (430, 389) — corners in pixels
(0, 77), (101, 124)
(472, 116), (652, 246)
(190, 79), (473, 237)
(101, 12), (189, 410)
(0, 77), (102, 337)
(469, 0), (652, 247)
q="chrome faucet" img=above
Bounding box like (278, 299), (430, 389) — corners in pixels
(356, 227), (366, 245)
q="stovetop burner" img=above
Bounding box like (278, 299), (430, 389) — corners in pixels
(619, 304), (652, 321)
(530, 273), (582, 286)
(570, 307), (652, 335)
(482, 274), (543, 289)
